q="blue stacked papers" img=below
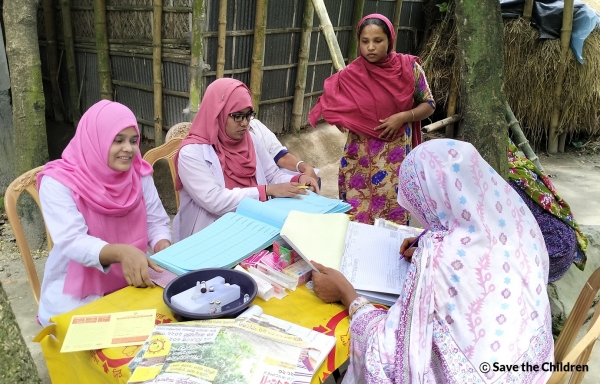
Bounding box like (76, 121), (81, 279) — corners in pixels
(151, 192), (351, 275)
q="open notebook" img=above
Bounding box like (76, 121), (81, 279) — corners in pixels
(280, 212), (421, 306)
(151, 193), (350, 275)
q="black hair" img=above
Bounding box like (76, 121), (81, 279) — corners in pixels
(358, 18), (392, 44)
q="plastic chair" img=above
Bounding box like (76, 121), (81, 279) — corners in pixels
(548, 267), (600, 384)
(165, 122), (191, 142)
(3, 166), (53, 305)
(143, 137), (183, 209)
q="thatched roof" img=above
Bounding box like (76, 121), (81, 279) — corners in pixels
(419, 14), (600, 149)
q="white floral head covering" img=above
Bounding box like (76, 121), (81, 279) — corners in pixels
(394, 139), (554, 382)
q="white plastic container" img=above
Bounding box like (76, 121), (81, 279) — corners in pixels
(171, 275), (240, 314)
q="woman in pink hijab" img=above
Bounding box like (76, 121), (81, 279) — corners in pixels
(36, 100), (172, 326)
(174, 78), (319, 241)
(309, 14), (435, 226)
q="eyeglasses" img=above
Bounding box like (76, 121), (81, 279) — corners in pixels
(228, 111), (255, 122)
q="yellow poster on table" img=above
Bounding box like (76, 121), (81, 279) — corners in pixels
(61, 309), (157, 353)
(35, 285), (351, 384)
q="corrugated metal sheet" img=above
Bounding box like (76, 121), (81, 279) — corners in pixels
(42, 0), (425, 136)
(76, 52), (100, 113)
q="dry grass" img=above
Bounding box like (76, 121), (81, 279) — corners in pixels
(419, 16), (600, 149)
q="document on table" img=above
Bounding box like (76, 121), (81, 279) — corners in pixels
(340, 222), (411, 295)
(60, 309), (156, 353)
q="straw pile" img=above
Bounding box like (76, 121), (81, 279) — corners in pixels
(419, 16), (600, 149)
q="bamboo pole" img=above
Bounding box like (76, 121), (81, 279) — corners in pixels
(216, 0), (228, 78)
(291, 0), (314, 132)
(152, 0), (164, 145)
(445, 73), (458, 138)
(393, 0), (404, 37)
(94, 0), (113, 100)
(43, 0), (64, 121)
(311, 0), (346, 71)
(548, 0), (574, 154)
(250, 0), (268, 115)
(421, 115), (461, 134)
(60, 0), (81, 125)
(188, 0), (207, 122)
(523, 0), (534, 23)
(348, 0), (365, 63)
(505, 101), (544, 171)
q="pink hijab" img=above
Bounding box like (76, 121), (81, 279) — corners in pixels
(38, 100), (153, 297)
(38, 100), (153, 214)
(175, 78), (257, 190)
(309, 14), (422, 146)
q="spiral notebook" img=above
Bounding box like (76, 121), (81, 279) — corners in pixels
(280, 211), (421, 306)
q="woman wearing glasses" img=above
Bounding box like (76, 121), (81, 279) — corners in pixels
(173, 78), (319, 241)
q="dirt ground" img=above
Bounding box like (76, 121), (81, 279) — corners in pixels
(1, 141), (600, 383)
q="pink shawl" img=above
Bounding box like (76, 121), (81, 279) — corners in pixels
(38, 100), (153, 297)
(175, 78), (257, 190)
(308, 14), (422, 146)
(393, 139), (553, 382)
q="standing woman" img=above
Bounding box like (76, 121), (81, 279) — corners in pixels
(309, 14), (435, 225)
(37, 100), (172, 326)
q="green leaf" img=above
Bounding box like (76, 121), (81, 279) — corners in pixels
(436, 2), (449, 13)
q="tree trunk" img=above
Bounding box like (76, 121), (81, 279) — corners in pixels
(4, 0), (49, 249)
(0, 281), (42, 383)
(0, 22), (14, 195)
(4, 0), (48, 175)
(455, 0), (508, 179)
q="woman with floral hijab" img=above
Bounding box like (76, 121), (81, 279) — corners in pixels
(508, 139), (588, 281)
(312, 139), (553, 383)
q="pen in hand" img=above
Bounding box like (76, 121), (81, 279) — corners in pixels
(400, 229), (428, 257)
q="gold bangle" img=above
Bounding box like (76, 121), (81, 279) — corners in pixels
(410, 109), (415, 122)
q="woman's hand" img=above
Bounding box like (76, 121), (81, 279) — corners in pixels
(299, 174), (320, 194)
(100, 244), (161, 288)
(153, 239), (171, 253)
(266, 182), (309, 199)
(311, 261), (358, 308)
(399, 236), (418, 262)
(298, 164), (319, 184)
(374, 111), (410, 140)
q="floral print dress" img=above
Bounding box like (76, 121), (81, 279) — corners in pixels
(338, 62), (435, 225)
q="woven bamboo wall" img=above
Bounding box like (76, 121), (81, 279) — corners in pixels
(37, 0), (426, 140)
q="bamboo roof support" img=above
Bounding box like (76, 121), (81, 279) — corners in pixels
(153, 0), (164, 145)
(523, 0), (534, 23)
(250, 0), (268, 115)
(189, 0), (207, 122)
(60, 0), (81, 125)
(216, 0), (228, 78)
(348, 0), (365, 63)
(393, 0), (404, 38)
(43, 0), (64, 121)
(291, 0), (314, 132)
(94, 0), (113, 100)
(548, 0), (574, 153)
(421, 114), (460, 134)
(505, 101), (543, 171)
(311, 0), (346, 71)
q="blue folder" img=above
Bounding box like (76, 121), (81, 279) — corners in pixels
(151, 192), (351, 275)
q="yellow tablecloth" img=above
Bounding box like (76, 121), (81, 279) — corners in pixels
(35, 285), (350, 383)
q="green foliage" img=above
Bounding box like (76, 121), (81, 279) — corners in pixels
(436, 2), (449, 13)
